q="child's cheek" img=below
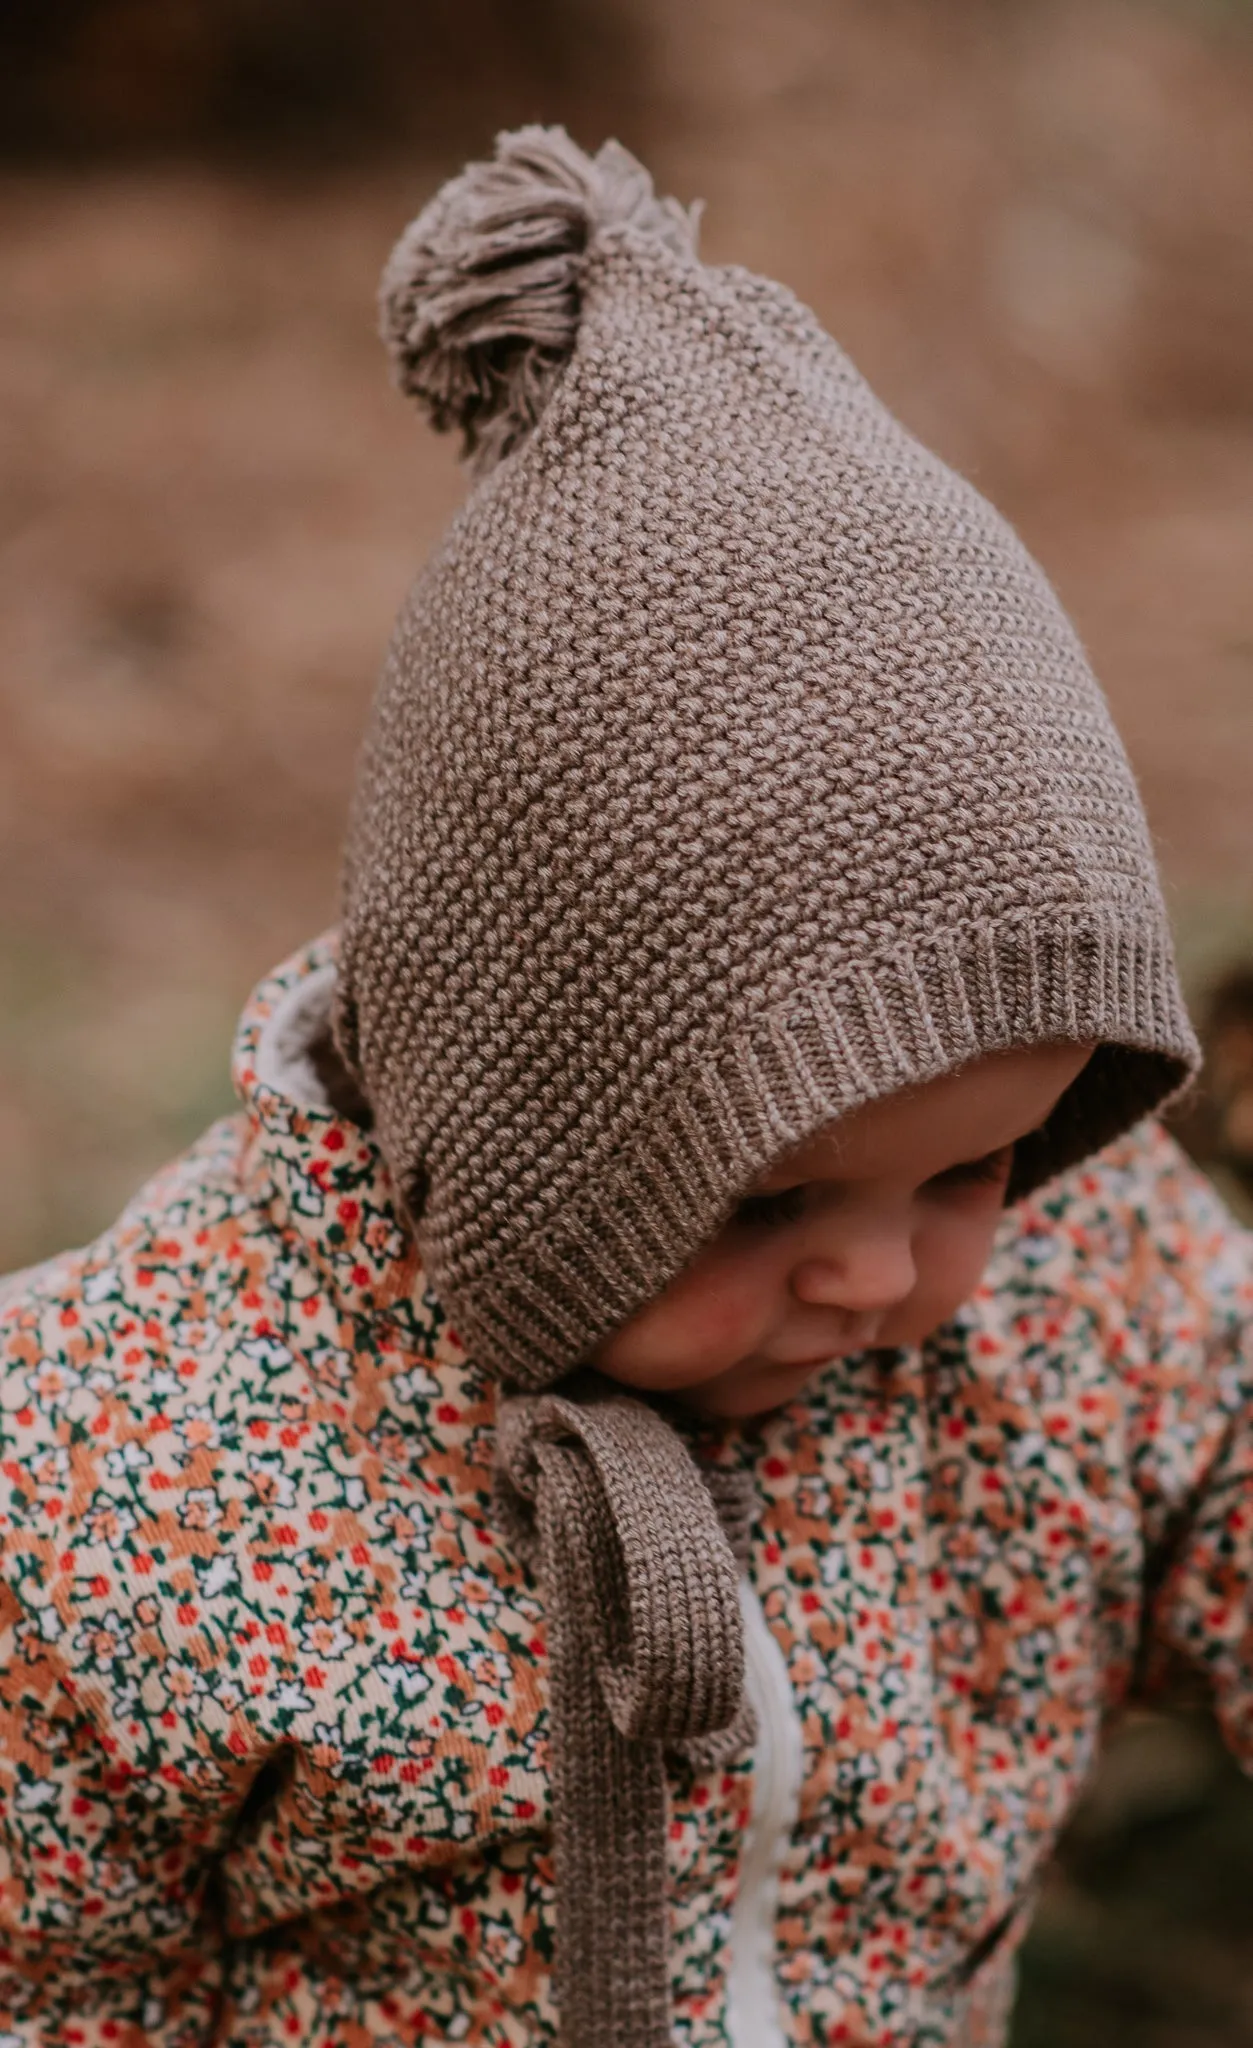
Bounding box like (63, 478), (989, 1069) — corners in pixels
(666, 1258), (770, 1373)
(602, 1245), (775, 1385)
(894, 1203), (1003, 1343)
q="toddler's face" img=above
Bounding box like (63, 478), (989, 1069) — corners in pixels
(593, 1042), (1091, 1421)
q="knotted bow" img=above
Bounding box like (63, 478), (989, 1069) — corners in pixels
(495, 1377), (755, 2048)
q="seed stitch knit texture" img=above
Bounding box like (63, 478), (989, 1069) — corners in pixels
(339, 133), (1196, 1389)
(333, 128), (1200, 2048)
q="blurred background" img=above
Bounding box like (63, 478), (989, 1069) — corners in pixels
(3, 0), (1253, 2037)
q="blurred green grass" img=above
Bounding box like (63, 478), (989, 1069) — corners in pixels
(0, 919), (239, 1274)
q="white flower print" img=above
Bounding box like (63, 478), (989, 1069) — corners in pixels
(309, 1721), (361, 1777)
(299, 1618), (353, 1660)
(246, 1452), (296, 1508)
(31, 1447), (69, 1490)
(820, 1546), (848, 1587)
(163, 1661), (207, 1704)
(200, 1553), (239, 1599)
(177, 1404), (220, 1452)
(26, 1363), (82, 1407)
(104, 1438), (152, 1480)
(379, 1653), (431, 1703)
(482, 1921), (524, 1971)
(14, 1779), (58, 1812)
(465, 1648), (512, 1690)
(98, 1858), (140, 1898)
(378, 1496), (431, 1545)
(240, 1335), (295, 1371)
(211, 1673), (244, 1714)
(73, 1610), (133, 1667)
(80, 1265), (121, 1305)
(110, 1680), (141, 1720)
(391, 1364), (441, 1405)
(85, 1502), (137, 1545)
(1007, 1430), (1048, 1471)
(271, 1681), (315, 1715)
(179, 1487), (221, 1531)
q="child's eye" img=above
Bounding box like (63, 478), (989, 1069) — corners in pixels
(930, 1146), (1014, 1190)
(733, 1185), (808, 1230)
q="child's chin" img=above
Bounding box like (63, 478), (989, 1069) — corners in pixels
(676, 1363), (816, 1423)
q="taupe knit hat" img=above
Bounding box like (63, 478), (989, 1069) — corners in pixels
(336, 127), (1198, 2046)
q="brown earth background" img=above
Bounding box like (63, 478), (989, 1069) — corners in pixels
(3, 1), (1253, 2038)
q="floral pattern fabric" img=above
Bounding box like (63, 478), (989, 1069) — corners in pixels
(0, 936), (1250, 2046)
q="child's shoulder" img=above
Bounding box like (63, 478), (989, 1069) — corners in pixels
(972, 1120), (1253, 1521)
(0, 934), (489, 1581)
(1034, 1114), (1246, 1236)
(0, 1069), (545, 1847)
(0, 935), (352, 1428)
(0, 1107), (252, 1385)
(0, 1105), (283, 1552)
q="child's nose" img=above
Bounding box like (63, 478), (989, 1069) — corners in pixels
(790, 1231), (917, 1315)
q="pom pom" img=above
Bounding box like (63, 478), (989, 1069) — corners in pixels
(379, 126), (699, 471)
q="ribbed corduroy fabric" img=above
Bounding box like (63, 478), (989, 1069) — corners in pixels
(334, 128), (1200, 2048)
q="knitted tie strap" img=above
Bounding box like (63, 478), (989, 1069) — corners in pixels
(495, 1381), (750, 2048)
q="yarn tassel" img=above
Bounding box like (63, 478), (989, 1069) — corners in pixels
(379, 126), (698, 470)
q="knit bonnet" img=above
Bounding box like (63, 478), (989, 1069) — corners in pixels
(336, 128), (1198, 2047)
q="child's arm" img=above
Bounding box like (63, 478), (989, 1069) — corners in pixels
(0, 1245), (241, 2039)
(0, 1622), (229, 2038)
(1113, 1127), (1253, 1743)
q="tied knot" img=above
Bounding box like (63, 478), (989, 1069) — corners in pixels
(495, 1379), (747, 1747)
(494, 1377), (754, 2048)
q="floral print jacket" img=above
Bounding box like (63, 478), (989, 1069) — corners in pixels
(1, 937), (1251, 2048)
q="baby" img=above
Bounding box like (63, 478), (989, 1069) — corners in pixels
(2, 127), (1249, 2048)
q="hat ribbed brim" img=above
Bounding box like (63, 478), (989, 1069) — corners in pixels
(449, 903), (1197, 1388)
